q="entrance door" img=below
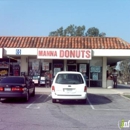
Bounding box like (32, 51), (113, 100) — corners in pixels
(67, 65), (77, 71)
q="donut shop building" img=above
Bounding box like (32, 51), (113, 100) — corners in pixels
(0, 36), (130, 88)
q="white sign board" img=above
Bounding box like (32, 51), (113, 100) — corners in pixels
(4, 48), (37, 55)
(37, 49), (92, 60)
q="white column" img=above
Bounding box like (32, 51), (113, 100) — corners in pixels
(64, 60), (67, 71)
(102, 57), (107, 88)
(20, 56), (28, 75)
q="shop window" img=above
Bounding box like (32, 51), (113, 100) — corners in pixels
(53, 60), (64, 76)
(90, 57), (103, 87)
(28, 59), (40, 76)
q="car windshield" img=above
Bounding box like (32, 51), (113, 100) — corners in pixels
(0, 77), (25, 84)
(55, 73), (84, 84)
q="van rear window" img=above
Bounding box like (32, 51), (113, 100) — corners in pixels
(55, 74), (84, 84)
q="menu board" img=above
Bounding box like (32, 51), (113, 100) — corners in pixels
(90, 66), (101, 73)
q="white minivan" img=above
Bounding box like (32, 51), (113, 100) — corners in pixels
(51, 71), (87, 103)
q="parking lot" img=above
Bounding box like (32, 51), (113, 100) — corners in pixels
(0, 87), (130, 130)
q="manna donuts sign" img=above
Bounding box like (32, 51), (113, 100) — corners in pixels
(37, 49), (92, 59)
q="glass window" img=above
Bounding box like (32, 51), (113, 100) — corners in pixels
(0, 77), (25, 84)
(55, 74), (84, 84)
(28, 59), (40, 76)
(89, 57), (103, 87)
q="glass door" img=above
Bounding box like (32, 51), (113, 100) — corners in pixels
(67, 64), (77, 71)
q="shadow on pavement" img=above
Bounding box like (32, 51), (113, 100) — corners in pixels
(44, 93), (112, 105)
(87, 93), (112, 105)
(0, 93), (49, 104)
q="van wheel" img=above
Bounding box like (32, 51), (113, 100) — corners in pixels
(52, 99), (56, 103)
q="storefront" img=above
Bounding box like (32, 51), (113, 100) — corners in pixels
(0, 57), (20, 76)
(1, 36), (130, 88)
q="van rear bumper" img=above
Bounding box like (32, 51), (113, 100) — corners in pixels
(51, 92), (87, 100)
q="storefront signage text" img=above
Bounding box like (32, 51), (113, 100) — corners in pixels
(37, 49), (92, 59)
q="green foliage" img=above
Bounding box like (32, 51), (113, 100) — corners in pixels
(86, 27), (99, 36)
(49, 25), (106, 37)
(123, 95), (130, 99)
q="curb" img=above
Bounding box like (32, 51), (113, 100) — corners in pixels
(120, 94), (130, 101)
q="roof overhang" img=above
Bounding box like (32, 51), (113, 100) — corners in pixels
(93, 49), (130, 65)
(93, 49), (130, 56)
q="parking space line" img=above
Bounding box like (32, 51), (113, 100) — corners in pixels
(87, 96), (95, 110)
(26, 94), (44, 109)
(43, 93), (51, 102)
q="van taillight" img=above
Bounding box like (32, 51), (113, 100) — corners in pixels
(84, 86), (87, 92)
(52, 86), (55, 91)
(0, 87), (3, 91)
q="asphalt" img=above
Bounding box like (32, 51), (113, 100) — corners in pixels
(35, 84), (130, 95)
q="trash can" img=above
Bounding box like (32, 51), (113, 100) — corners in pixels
(107, 80), (114, 89)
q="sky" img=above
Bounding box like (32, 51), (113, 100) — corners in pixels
(0, 0), (130, 43)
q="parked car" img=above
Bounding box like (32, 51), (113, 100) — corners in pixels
(51, 71), (87, 103)
(0, 76), (35, 102)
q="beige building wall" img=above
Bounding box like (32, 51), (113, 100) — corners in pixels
(20, 56), (28, 75)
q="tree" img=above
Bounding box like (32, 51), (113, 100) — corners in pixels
(64, 24), (76, 36)
(49, 25), (106, 37)
(75, 25), (85, 36)
(49, 27), (64, 36)
(99, 32), (106, 37)
(119, 59), (130, 83)
(86, 27), (99, 37)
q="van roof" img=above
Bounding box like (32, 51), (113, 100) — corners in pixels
(56, 71), (82, 74)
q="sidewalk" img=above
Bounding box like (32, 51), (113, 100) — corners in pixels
(35, 84), (130, 95)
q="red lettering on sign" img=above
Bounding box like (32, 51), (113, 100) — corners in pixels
(59, 50), (91, 58)
(38, 51), (43, 56)
(81, 50), (85, 58)
(60, 50), (64, 57)
(70, 50), (75, 57)
(65, 50), (69, 58)
(38, 50), (57, 56)
(86, 50), (90, 58)
(38, 49), (91, 59)
(76, 50), (80, 58)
